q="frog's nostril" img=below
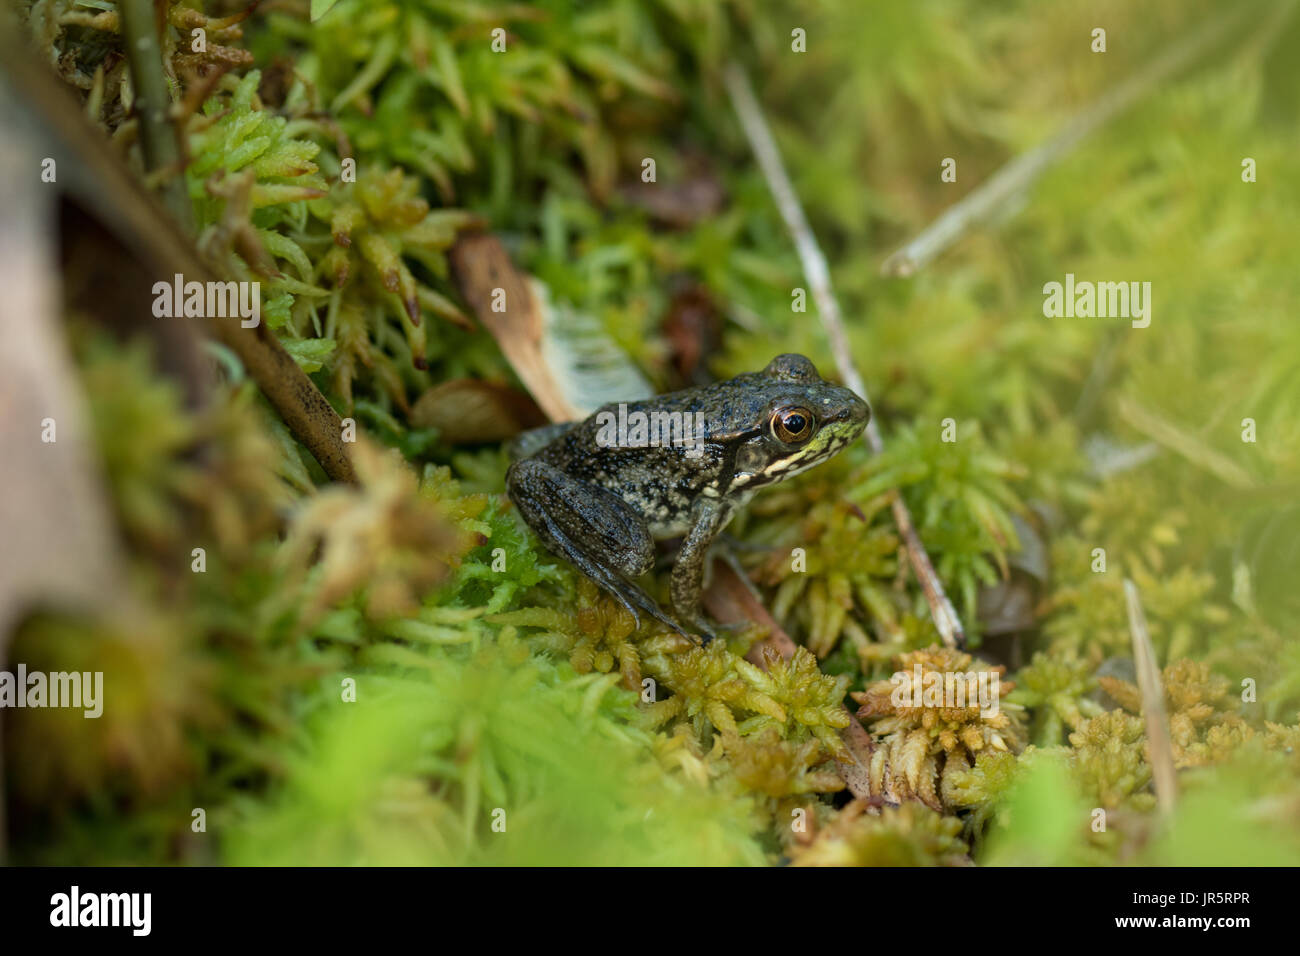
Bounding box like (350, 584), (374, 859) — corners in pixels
(830, 401), (868, 426)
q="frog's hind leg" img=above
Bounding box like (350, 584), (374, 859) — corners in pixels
(506, 458), (690, 638)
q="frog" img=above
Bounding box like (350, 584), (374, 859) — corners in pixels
(506, 353), (870, 641)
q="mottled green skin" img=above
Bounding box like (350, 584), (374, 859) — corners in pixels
(506, 354), (869, 640)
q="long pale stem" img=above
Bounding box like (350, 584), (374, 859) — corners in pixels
(724, 62), (965, 648)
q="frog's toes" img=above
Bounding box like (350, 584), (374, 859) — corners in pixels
(607, 592), (642, 630)
(695, 618), (751, 646)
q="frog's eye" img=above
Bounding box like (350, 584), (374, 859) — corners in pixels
(771, 406), (815, 444)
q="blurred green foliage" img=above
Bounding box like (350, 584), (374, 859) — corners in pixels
(9, 0), (1300, 866)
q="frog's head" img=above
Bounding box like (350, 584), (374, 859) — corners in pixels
(725, 354), (869, 491)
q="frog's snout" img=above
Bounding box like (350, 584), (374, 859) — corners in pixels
(851, 395), (870, 424)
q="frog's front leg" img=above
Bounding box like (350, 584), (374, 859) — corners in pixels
(669, 497), (731, 641)
(506, 458), (691, 638)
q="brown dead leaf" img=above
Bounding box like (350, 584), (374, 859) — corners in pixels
(449, 233), (582, 423)
(410, 379), (546, 444)
(449, 232), (652, 421)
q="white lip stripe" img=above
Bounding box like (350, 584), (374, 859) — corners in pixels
(727, 429), (856, 487)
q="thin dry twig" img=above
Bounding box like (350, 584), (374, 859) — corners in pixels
(879, 7), (1253, 278)
(723, 62), (966, 649)
(1124, 578), (1178, 817)
(119, 0), (193, 231)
